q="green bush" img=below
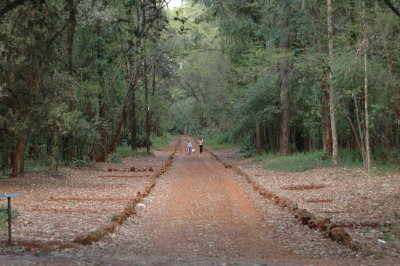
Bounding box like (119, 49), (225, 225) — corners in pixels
(255, 149), (368, 172)
(0, 205), (19, 229)
(109, 152), (122, 163)
(115, 146), (150, 158)
(382, 224), (400, 248)
(259, 151), (332, 172)
(150, 133), (171, 150)
(207, 131), (237, 150)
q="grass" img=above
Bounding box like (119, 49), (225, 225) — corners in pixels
(150, 133), (172, 150)
(256, 149), (400, 173)
(382, 224), (400, 248)
(256, 150), (365, 172)
(257, 151), (333, 172)
(115, 146), (150, 159)
(114, 133), (172, 161)
(206, 132), (237, 151)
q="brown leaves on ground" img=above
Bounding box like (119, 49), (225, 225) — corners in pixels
(0, 147), (174, 253)
(218, 149), (400, 258)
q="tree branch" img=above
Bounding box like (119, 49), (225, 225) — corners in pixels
(383, 0), (400, 17)
(0, 0), (30, 18)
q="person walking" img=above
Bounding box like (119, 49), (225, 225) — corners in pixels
(197, 137), (204, 154)
(187, 141), (192, 155)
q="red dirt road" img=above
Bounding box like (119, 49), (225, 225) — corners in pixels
(93, 138), (291, 259)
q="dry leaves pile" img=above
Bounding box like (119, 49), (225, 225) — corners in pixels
(217, 150), (400, 258)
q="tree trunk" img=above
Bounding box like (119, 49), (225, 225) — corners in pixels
(97, 93), (108, 161)
(382, 38), (396, 157)
(130, 91), (137, 150)
(49, 134), (57, 170)
(279, 59), (290, 155)
(67, 0), (76, 76)
(354, 94), (366, 165)
(322, 84), (332, 153)
(144, 61), (151, 153)
(150, 64), (156, 137)
(256, 121), (262, 154)
(327, 0), (338, 165)
(0, 126), (8, 170)
(11, 134), (25, 177)
(279, 13), (291, 155)
(384, 94), (392, 158)
(19, 137), (25, 174)
(29, 134), (39, 159)
(95, 21), (109, 162)
(362, 3), (371, 174)
(107, 63), (140, 156)
(65, 0), (77, 160)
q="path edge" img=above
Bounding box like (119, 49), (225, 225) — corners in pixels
(59, 142), (181, 250)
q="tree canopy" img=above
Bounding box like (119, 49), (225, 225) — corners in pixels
(1, 0), (400, 176)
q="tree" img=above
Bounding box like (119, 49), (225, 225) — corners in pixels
(327, 0), (339, 165)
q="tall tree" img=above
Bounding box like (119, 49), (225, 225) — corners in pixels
(362, 2), (371, 174)
(327, 0), (338, 165)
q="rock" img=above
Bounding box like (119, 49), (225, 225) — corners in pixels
(274, 196), (280, 205)
(308, 216), (319, 229)
(329, 227), (352, 243)
(293, 209), (313, 225)
(301, 212), (314, 225)
(316, 217), (331, 232)
(278, 197), (289, 208)
(294, 209), (308, 219)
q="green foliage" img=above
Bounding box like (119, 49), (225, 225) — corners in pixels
(150, 133), (172, 150)
(207, 131), (236, 150)
(108, 153), (122, 164)
(2, 0), (400, 175)
(258, 151), (332, 172)
(168, 3), (232, 135)
(115, 146), (150, 158)
(381, 224), (400, 248)
(114, 133), (171, 159)
(68, 158), (94, 168)
(0, 205), (19, 229)
(257, 150), (365, 172)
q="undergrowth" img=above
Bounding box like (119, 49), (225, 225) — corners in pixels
(150, 133), (172, 150)
(256, 151), (333, 172)
(0, 204), (19, 229)
(382, 224), (400, 248)
(114, 133), (172, 161)
(114, 147), (150, 159)
(255, 149), (400, 173)
(207, 132), (236, 150)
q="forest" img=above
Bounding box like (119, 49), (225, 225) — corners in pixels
(1, 0), (400, 177)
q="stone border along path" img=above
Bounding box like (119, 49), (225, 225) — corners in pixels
(206, 149), (357, 250)
(53, 141), (181, 251)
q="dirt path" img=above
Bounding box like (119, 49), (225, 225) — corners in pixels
(89, 137), (290, 259)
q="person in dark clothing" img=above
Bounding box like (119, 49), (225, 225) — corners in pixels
(197, 138), (204, 153)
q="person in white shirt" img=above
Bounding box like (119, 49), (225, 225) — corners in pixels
(187, 141), (192, 155)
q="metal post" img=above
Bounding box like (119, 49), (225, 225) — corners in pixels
(7, 197), (12, 244)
